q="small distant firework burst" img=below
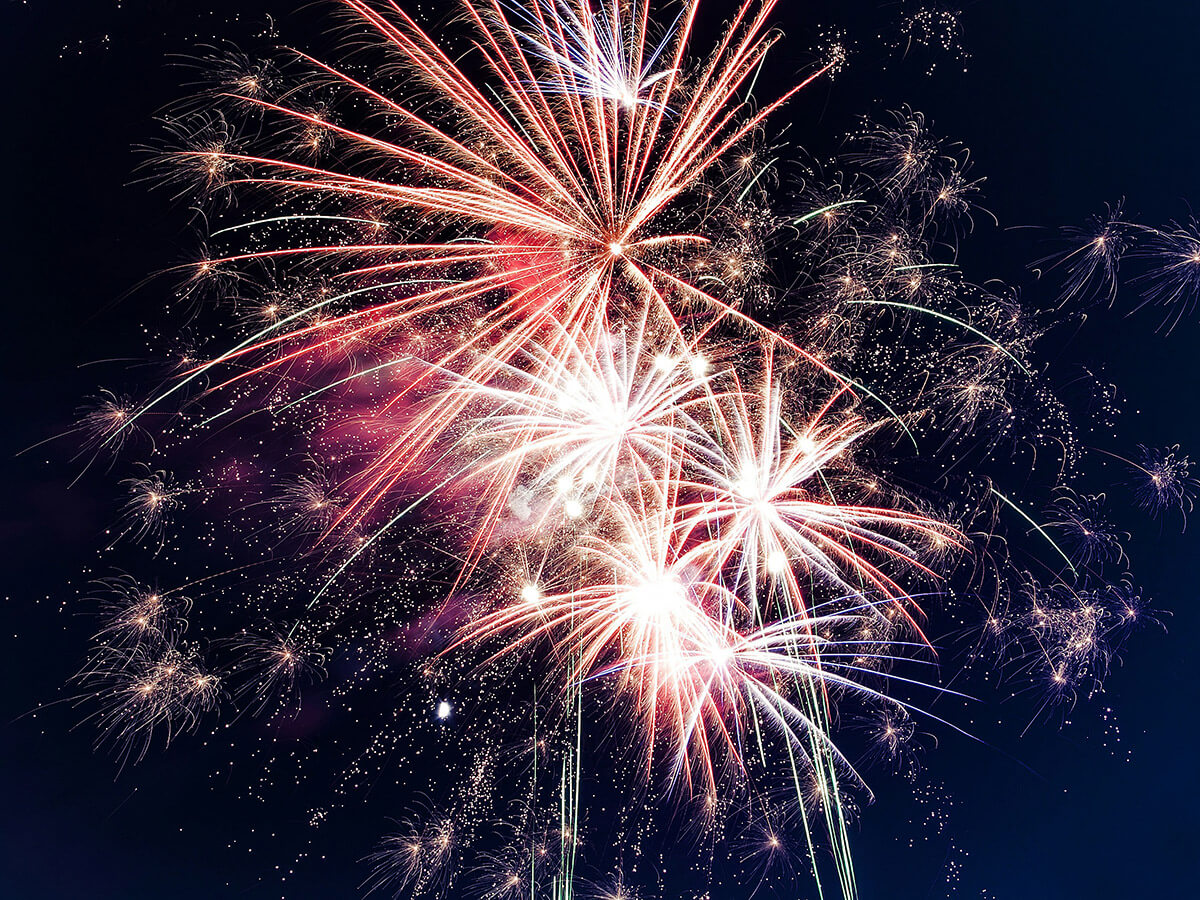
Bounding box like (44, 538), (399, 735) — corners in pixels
(1038, 203), (1200, 333)
(886, 4), (971, 76)
(64, 1), (1183, 897)
(1128, 444), (1197, 525)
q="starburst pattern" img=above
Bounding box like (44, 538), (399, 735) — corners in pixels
(61, 2), (1174, 898)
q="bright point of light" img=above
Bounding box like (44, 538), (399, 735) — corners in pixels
(564, 498), (584, 518)
(557, 378), (581, 411)
(628, 575), (688, 613)
(596, 403), (631, 436)
(653, 353), (676, 372)
(608, 241), (624, 256)
(436, 700), (452, 719)
(796, 434), (818, 455)
(689, 355), (708, 377)
(766, 550), (788, 574)
(733, 465), (761, 500)
(520, 583), (542, 603)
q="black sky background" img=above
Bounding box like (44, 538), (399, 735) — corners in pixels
(2, 1), (1198, 898)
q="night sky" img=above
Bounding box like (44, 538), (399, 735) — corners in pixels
(2, 2), (1198, 898)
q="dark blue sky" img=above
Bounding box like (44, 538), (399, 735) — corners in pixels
(2, 2), (1197, 898)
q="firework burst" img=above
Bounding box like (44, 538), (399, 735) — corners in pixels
(61, 1), (1176, 898)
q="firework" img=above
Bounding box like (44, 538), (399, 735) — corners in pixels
(1129, 444), (1198, 524)
(62, 1), (1175, 897)
(74, 579), (218, 772)
(1037, 201), (1135, 309)
(1046, 489), (1127, 570)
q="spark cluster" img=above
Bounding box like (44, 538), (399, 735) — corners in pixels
(60, 2), (1181, 898)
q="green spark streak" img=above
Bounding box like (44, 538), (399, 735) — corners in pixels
(531, 687), (538, 900)
(197, 406), (235, 428)
(781, 710), (827, 900)
(749, 695), (769, 769)
(761, 620), (861, 900)
(809, 680), (857, 900)
(847, 298), (1031, 375)
(793, 199), (866, 224)
(812, 684), (858, 900)
(210, 214), (391, 236)
(737, 158), (779, 202)
(991, 487), (1079, 577)
(893, 262), (958, 272)
(275, 357), (413, 413)
(823, 372), (917, 451)
(745, 50), (768, 100)
(285, 455), (470, 640)
(552, 659), (583, 900)
(794, 605), (863, 900)
(110, 279), (414, 442)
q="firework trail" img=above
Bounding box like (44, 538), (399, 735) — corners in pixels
(63, 1), (1177, 897)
